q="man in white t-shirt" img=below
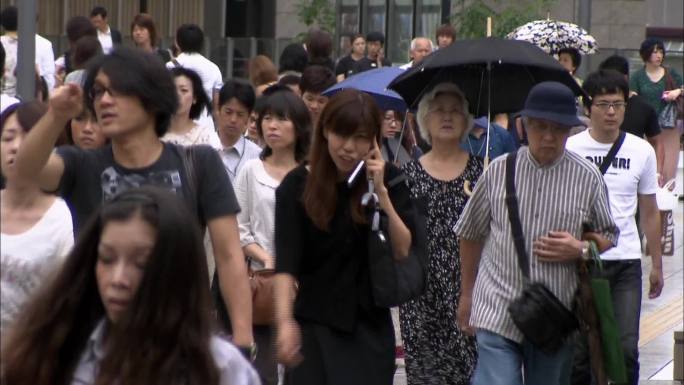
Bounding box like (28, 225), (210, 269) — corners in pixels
(167, 24), (223, 110)
(567, 70), (663, 385)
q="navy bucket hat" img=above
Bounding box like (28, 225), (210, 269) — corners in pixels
(520, 81), (585, 127)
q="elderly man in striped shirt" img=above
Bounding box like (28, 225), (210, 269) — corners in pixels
(454, 81), (619, 385)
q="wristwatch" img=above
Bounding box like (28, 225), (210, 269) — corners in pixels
(580, 241), (591, 261)
(237, 342), (258, 362)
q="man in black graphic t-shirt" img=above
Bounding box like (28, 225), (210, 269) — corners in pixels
(15, 47), (256, 357)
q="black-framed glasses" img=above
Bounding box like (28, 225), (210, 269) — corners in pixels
(89, 84), (120, 101)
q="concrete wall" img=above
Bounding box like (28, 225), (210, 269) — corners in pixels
(275, 0), (309, 39)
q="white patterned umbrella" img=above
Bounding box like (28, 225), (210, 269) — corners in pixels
(506, 19), (598, 54)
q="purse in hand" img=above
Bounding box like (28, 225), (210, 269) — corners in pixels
(504, 151), (579, 354)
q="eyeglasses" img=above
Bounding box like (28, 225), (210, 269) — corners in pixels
(89, 84), (121, 101)
(383, 115), (399, 124)
(592, 101), (627, 111)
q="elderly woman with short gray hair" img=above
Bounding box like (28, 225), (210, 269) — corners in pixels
(398, 82), (483, 385)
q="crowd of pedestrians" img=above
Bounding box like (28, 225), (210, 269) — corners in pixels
(1, 4), (682, 385)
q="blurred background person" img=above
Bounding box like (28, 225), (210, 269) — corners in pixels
(278, 43), (308, 78)
(299, 65), (335, 128)
(131, 13), (171, 63)
(1, 187), (259, 384)
(162, 67), (221, 149)
(1, 101), (73, 336)
(352, 31), (391, 74)
(400, 83), (481, 385)
(234, 89), (311, 384)
(335, 33), (365, 82)
(64, 35), (103, 86)
(274, 89), (415, 384)
(249, 55), (279, 97)
(400, 37), (434, 69)
(89, 5), (121, 54)
(305, 28), (334, 71)
(380, 109), (422, 166)
(461, 116), (517, 161)
(630, 38), (682, 188)
(558, 47), (583, 86)
(55, 16), (97, 86)
(436, 24), (456, 49)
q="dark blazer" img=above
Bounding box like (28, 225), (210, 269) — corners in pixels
(111, 28), (122, 45)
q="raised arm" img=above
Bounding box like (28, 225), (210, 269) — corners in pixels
(15, 84), (83, 192)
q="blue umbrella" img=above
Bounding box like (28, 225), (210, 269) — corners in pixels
(323, 67), (407, 112)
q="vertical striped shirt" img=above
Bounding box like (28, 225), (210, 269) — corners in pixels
(453, 147), (619, 343)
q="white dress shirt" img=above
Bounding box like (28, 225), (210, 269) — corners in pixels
(96, 26), (114, 54)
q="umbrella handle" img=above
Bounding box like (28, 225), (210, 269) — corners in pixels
(463, 180), (473, 197)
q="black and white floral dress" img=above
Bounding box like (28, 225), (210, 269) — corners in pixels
(399, 156), (483, 385)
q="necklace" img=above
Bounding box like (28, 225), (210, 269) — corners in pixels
(226, 137), (247, 179)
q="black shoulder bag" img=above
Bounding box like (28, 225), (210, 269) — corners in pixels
(505, 151), (579, 354)
(367, 174), (428, 308)
(598, 131), (626, 175)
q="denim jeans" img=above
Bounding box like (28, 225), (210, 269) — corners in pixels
(471, 329), (574, 385)
(572, 259), (642, 385)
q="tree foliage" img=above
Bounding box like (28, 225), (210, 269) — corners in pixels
(452, 0), (558, 39)
(295, 0), (336, 33)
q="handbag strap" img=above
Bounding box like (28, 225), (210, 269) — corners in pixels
(504, 151), (530, 280)
(598, 130), (626, 175)
(664, 67), (676, 91)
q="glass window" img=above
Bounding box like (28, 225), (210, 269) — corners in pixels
(366, 0), (387, 36)
(416, 0), (441, 43)
(388, 0), (414, 64)
(339, 0), (361, 57)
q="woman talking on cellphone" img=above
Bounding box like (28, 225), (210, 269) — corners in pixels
(273, 89), (416, 385)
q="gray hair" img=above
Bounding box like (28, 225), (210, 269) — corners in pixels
(410, 37), (434, 52)
(416, 82), (473, 145)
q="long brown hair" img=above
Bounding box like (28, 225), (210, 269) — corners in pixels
(302, 89), (383, 230)
(1, 187), (219, 385)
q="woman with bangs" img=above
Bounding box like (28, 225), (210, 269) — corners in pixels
(1, 187), (259, 385)
(162, 67), (222, 149)
(273, 89), (416, 384)
(233, 88), (311, 384)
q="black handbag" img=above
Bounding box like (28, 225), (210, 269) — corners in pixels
(367, 175), (428, 308)
(504, 151), (579, 354)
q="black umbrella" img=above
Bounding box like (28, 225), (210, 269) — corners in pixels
(388, 37), (585, 116)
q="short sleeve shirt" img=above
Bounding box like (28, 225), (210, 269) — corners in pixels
(621, 94), (661, 138)
(351, 57), (393, 75)
(335, 55), (359, 79)
(566, 131), (658, 260)
(56, 143), (239, 232)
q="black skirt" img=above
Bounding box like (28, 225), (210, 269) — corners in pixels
(285, 315), (396, 385)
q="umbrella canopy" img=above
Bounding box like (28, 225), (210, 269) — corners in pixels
(323, 67), (407, 112)
(387, 37), (585, 116)
(507, 19), (598, 54)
